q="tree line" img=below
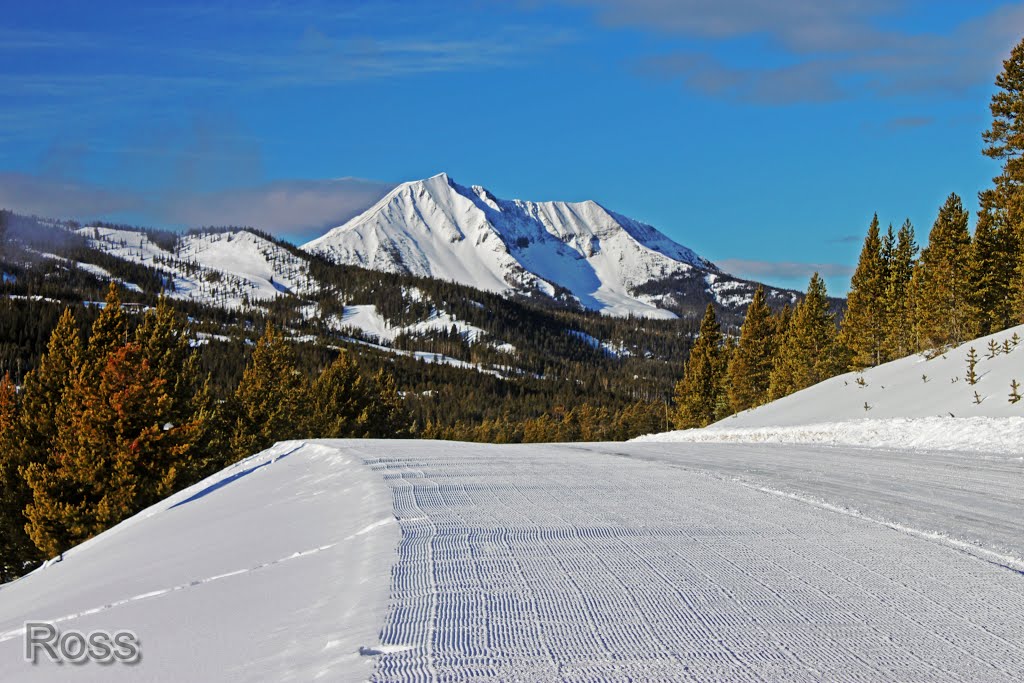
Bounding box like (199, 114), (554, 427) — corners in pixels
(0, 284), (408, 580)
(672, 38), (1024, 428)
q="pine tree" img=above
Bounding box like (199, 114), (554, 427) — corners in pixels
(361, 369), (411, 438)
(970, 203), (1019, 335)
(774, 303), (792, 340)
(883, 220), (918, 360)
(85, 283), (130, 367)
(24, 342), (207, 556)
(769, 273), (842, 400)
(0, 373), (41, 580)
(673, 304), (725, 428)
(17, 308), (82, 472)
(230, 324), (310, 459)
(911, 193), (974, 351)
(965, 347), (979, 385)
(841, 214), (889, 368)
(311, 351), (369, 437)
(727, 287), (776, 413)
(982, 37), (1024, 322)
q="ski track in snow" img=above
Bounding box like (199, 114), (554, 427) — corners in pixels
(344, 440), (1024, 682)
(0, 541), (343, 644)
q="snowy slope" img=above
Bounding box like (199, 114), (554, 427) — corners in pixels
(304, 173), (723, 318)
(333, 304), (486, 344)
(78, 227), (317, 309)
(5, 439), (1023, 680)
(0, 441), (397, 682)
(638, 324), (1024, 452)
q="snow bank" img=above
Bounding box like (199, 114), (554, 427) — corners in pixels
(639, 324), (1024, 453)
(0, 441), (399, 682)
(635, 416), (1024, 454)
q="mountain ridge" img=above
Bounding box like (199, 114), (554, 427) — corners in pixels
(303, 173), (773, 319)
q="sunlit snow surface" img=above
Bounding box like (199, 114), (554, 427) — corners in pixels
(2, 439), (1023, 681)
(303, 173), (705, 318)
(640, 324), (1024, 454)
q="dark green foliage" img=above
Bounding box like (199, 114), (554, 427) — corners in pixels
(981, 37), (1024, 323)
(883, 220), (918, 360)
(230, 325), (311, 459)
(911, 194), (973, 350)
(970, 204), (1021, 335)
(673, 304), (726, 429)
(965, 347), (979, 386)
(0, 373), (41, 580)
(842, 214), (889, 368)
(769, 274), (842, 400)
(311, 353), (410, 438)
(726, 287), (776, 413)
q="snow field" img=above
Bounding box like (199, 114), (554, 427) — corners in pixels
(0, 441), (398, 682)
(78, 227), (317, 309)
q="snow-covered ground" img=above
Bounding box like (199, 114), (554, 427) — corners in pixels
(78, 227), (317, 308)
(640, 324), (1024, 453)
(2, 438), (1023, 681)
(0, 441), (398, 682)
(334, 304), (486, 344)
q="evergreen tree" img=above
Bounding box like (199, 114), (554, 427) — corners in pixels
(673, 304), (725, 428)
(769, 273), (841, 400)
(24, 342), (208, 556)
(981, 37), (1024, 322)
(311, 351), (369, 437)
(85, 283), (130, 367)
(883, 220), (918, 360)
(726, 287), (776, 412)
(774, 303), (792, 340)
(360, 368), (411, 438)
(911, 193), (973, 350)
(0, 373), (41, 580)
(841, 214), (889, 368)
(969, 206), (1018, 335)
(16, 308), (82, 472)
(230, 324), (310, 459)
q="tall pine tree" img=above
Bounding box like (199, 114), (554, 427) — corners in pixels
(982, 36), (1024, 322)
(230, 324), (310, 459)
(726, 287), (776, 413)
(16, 308), (82, 477)
(911, 193), (973, 350)
(673, 304), (725, 429)
(769, 273), (841, 400)
(883, 220), (918, 360)
(0, 373), (41, 580)
(24, 341), (208, 556)
(841, 214), (889, 368)
(969, 205), (1018, 335)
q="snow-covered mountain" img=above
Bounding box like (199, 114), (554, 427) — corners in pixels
(78, 226), (317, 309)
(304, 173), (784, 318)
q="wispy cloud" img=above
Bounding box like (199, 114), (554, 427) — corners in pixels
(719, 258), (854, 281)
(826, 235), (863, 245)
(884, 116), (934, 130)
(562, 0), (1024, 104)
(0, 172), (392, 241)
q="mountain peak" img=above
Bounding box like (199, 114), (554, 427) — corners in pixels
(302, 175), (773, 318)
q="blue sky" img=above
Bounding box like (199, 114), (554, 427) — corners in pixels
(2, 1), (1022, 291)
